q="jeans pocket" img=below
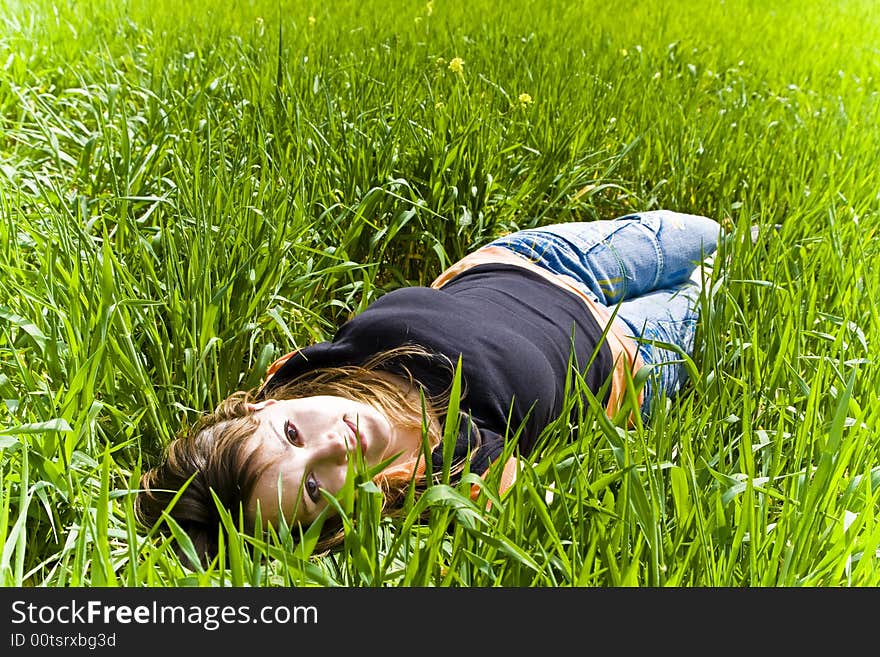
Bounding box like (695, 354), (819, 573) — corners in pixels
(536, 219), (633, 254)
(626, 211), (662, 234)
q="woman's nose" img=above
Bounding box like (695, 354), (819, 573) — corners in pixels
(312, 432), (351, 464)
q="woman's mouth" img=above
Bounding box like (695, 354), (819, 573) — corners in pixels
(344, 418), (367, 454)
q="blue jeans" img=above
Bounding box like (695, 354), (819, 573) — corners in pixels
(488, 210), (722, 416)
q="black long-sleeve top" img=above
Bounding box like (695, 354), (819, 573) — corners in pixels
(257, 263), (614, 478)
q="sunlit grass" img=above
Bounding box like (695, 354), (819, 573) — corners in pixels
(1, 0), (878, 586)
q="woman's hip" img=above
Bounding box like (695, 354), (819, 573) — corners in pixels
(486, 210), (722, 304)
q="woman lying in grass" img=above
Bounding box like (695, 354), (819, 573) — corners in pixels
(136, 210), (722, 564)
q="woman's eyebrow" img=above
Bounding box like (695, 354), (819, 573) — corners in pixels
(269, 417), (290, 450)
(293, 483), (314, 525)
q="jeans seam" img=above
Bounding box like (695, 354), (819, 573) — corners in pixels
(602, 240), (629, 302)
(584, 221), (632, 302)
(637, 222), (663, 290)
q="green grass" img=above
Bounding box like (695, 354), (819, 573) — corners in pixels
(1, 0), (879, 586)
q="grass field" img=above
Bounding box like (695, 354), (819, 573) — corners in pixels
(1, 0), (879, 586)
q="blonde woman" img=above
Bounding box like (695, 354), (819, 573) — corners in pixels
(136, 210), (722, 564)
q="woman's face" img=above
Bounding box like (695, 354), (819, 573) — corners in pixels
(244, 396), (422, 526)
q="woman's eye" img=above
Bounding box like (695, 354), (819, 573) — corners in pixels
(305, 474), (320, 503)
(284, 420), (300, 446)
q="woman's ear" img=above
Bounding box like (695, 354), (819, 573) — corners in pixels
(246, 399), (277, 412)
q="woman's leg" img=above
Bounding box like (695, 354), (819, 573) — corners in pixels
(487, 210), (722, 304)
(488, 210), (721, 416)
(613, 281), (702, 416)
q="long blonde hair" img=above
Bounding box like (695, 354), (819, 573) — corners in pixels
(136, 345), (451, 564)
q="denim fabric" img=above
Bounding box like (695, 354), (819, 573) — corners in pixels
(488, 210), (722, 415)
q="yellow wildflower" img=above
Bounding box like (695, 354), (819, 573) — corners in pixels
(448, 57), (464, 74)
(518, 92), (533, 105)
(308, 15), (316, 26)
(426, 1), (434, 15)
